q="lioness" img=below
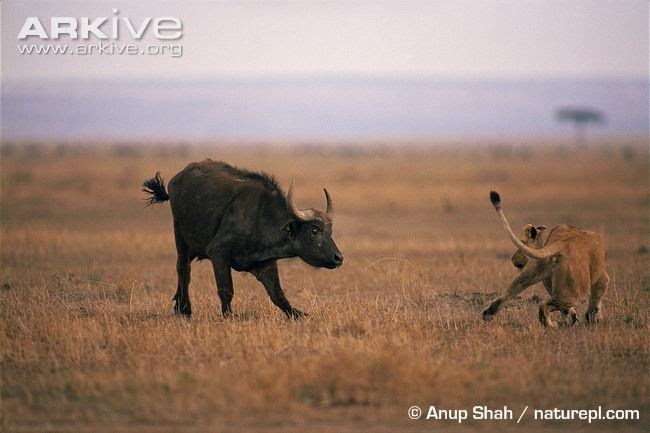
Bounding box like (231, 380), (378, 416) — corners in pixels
(482, 191), (609, 327)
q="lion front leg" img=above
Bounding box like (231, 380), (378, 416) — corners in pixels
(483, 260), (549, 321)
(538, 300), (564, 328)
(559, 308), (579, 326)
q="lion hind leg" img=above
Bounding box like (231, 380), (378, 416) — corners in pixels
(483, 261), (548, 321)
(545, 255), (586, 327)
(586, 273), (609, 324)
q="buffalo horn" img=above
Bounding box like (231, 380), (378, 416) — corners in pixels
(287, 179), (310, 221)
(324, 189), (333, 217)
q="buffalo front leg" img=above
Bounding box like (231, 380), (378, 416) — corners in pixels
(210, 261), (235, 317)
(482, 261), (549, 321)
(249, 261), (306, 319)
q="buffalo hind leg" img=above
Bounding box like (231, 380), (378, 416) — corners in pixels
(249, 261), (306, 319)
(586, 273), (609, 324)
(483, 261), (548, 320)
(173, 234), (192, 316)
(210, 261), (235, 317)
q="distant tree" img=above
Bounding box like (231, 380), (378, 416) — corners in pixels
(555, 107), (605, 146)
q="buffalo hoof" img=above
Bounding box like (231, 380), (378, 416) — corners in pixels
(174, 304), (192, 317)
(286, 308), (308, 319)
(222, 309), (238, 319)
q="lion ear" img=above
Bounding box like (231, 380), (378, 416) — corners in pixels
(523, 224), (535, 239)
(536, 225), (547, 233)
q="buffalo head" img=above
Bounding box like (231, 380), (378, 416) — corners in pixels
(286, 180), (343, 269)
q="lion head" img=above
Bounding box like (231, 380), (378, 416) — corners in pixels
(511, 224), (547, 269)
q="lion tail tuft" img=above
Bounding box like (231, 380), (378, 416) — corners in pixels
(489, 191), (501, 210)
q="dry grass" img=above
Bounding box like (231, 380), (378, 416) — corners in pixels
(1, 139), (649, 432)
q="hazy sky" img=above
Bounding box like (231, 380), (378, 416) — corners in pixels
(3, 1), (649, 80)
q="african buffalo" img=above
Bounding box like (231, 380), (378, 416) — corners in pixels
(142, 159), (343, 318)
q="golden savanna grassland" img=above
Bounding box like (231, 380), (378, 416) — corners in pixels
(1, 139), (648, 432)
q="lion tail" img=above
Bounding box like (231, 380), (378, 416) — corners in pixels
(489, 191), (560, 259)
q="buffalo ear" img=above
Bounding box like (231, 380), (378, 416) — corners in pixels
(283, 221), (298, 237)
(282, 222), (292, 235)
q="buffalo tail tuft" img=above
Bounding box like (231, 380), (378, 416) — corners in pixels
(142, 172), (169, 206)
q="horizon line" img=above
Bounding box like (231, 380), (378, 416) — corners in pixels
(3, 72), (648, 84)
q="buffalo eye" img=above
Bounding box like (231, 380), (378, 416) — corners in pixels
(311, 226), (321, 236)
